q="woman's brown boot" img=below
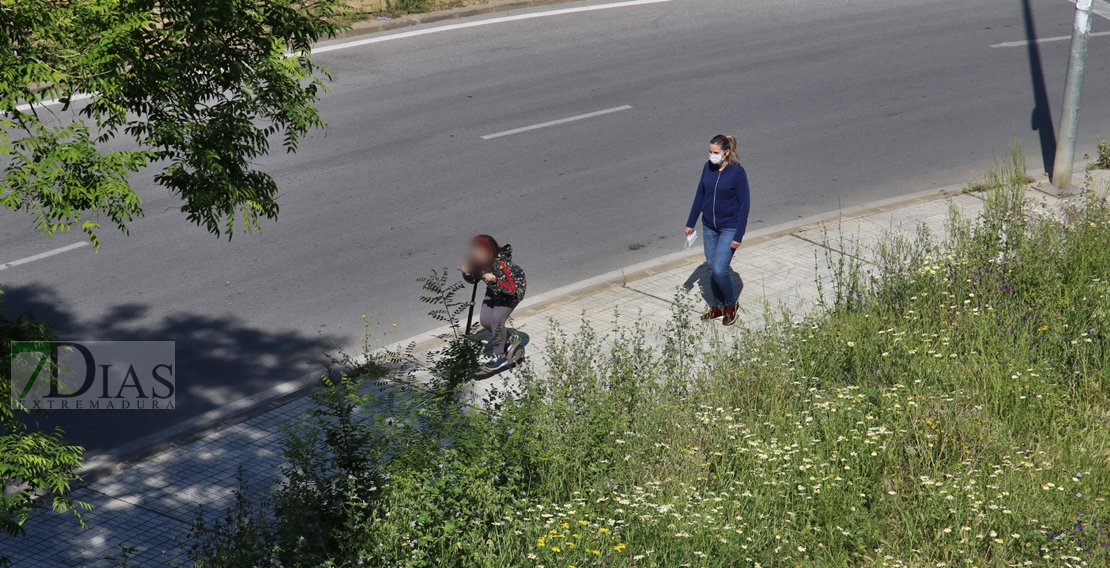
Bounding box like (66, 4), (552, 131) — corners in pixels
(701, 306), (724, 320)
(722, 304), (738, 326)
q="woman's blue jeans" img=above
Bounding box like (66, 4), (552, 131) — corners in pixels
(702, 225), (738, 308)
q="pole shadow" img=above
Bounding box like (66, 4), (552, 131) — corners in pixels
(1022, 0), (1057, 174)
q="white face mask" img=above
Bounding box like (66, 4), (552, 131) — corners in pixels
(709, 153), (725, 165)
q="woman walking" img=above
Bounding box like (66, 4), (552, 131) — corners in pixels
(459, 235), (527, 372)
(684, 134), (751, 326)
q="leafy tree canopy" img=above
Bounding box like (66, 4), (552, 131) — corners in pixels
(0, 0), (347, 555)
(1, 0), (349, 247)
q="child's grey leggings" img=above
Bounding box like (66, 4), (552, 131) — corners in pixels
(480, 297), (515, 355)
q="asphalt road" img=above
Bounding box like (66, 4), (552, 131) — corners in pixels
(2, 0), (1110, 455)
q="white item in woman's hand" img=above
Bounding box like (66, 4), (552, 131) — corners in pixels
(685, 230), (698, 250)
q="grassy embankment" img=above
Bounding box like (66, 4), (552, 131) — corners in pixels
(344, 0), (511, 20)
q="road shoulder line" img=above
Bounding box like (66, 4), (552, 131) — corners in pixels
(327, 0), (652, 43)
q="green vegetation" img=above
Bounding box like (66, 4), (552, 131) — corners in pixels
(0, 300), (88, 566)
(190, 152), (1110, 567)
(1, 0), (349, 246)
(964, 139), (1033, 194)
(346, 0), (466, 20)
(384, 0), (434, 15)
(1088, 138), (1110, 171)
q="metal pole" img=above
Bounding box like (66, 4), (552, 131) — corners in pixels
(1052, 0), (1093, 189)
(465, 280), (479, 334)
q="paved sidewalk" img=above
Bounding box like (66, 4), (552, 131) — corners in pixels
(7, 173), (1105, 567)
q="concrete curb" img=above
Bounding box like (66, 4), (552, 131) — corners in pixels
(76, 182), (972, 482)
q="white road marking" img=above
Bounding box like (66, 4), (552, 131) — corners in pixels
(13, 1), (670, 111)
(992, 30), (1110, 48)
(994, 0), (1110, 47)
(1097, 0), (1110, 19)
(314, 0), (673, 54)
(1071, 0), (1110, 21)
(0, 242), (90, 272)
(14, 93), (92, 113)
(481, 105), (632, 139)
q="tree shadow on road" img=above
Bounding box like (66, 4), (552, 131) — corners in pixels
(1, 282), (336, 457)
(1, 282), (347, 566)
(2, 383), (311, 568)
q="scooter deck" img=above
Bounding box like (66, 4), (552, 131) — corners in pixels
(472, 348), (526, 379)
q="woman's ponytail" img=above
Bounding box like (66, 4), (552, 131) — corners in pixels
(710, 134), (740, 165)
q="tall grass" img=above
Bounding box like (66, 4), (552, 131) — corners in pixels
(191, 157), (1110, 568)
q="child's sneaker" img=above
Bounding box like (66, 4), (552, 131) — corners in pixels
(481, 356), (510, 373)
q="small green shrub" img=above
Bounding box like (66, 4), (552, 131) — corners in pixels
(1088, 137), (1110, 170)
(964, 139), (1030, 193)
(415, 268), (483, 395)
(189, 268), (494, 567)
(187, 470), (276, 568)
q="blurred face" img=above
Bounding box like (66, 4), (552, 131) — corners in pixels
(468, 243), (494, 268)
(709, 143), (728, 165)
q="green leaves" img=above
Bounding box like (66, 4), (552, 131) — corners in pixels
(417, 269), (484, 392)
(0, 299), (88, 557)
(1, 0), (351, 245)
(0, 118), (148, 248)
(0, 0), (349, 554)
(0, 426), (90, 538)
